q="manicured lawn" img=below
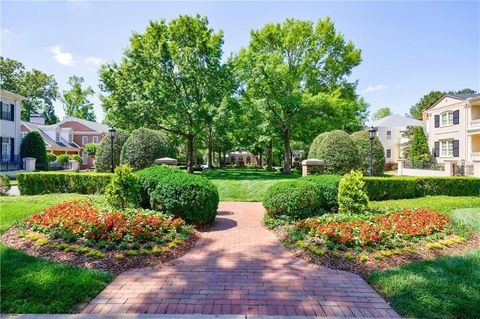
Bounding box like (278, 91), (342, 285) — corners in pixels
(451, 208), (480, 233)
(0, 194), (103, 234)
(370, 195), (480, 215)
(367, 248), (480, 319)
(0, 244), (112, 313)
(0, 193), (111, 313)
(201, 168), (299, 201)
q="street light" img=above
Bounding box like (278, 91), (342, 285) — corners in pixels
(368, 126), (376, 176)
(109, 127), (116, 173)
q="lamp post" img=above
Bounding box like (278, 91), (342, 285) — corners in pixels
(109, 128), (116, 173)
(368, 126), (376, 176)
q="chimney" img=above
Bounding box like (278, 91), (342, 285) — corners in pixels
(29, 113), (45, 125)
(422, 111), (428, 125)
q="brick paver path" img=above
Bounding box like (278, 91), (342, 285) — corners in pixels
(83, 202), (399, 317)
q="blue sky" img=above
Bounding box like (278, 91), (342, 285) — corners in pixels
(2, 1), (479, 122)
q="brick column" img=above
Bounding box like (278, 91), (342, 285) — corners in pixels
(301, 159), (325, 176)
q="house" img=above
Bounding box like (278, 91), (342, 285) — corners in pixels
(225, 150), (259, 165)
(423, 93), (480, 176)
(366, 114), (423, 163)
(0, 89), (25, 171)
(21, 116), (109, 169)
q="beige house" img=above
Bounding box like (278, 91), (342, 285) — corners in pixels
(424, 93), (480, 176)
(367, 115), (423, 163)
(1, 89), (25, 171)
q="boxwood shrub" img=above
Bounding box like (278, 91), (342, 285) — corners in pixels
(136, 165), (183, 208)
(150, 173), (219, 226)
(300, 175), (341, 212)
(17, 172), (112, 195)
(263, 180), (321, 219)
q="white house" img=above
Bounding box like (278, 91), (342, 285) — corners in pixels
(423, 93), (480, 176)
(1, 89), (25, 171)
(366, 114), (423, 163)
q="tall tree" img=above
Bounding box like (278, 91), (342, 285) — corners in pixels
(61, 75), (96, 121)
(410, 126), (430, 164)
(372, 107), (392, 121)
(0, 57), (59, 124)
(100, 15), (225, 173)
(409, 89), (478, 120)
(235, 18), (362, 173)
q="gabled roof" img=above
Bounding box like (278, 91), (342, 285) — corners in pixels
(427, 93), (480, 111)
(366, 114), (423, 128)
(58, 117), (109, 132)
(0, 89), (26, 101)
(21, 121), (80, 150)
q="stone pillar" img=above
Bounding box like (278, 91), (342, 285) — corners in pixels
(301, 159), (325, 176)
(397, 159), (406, 176)
(444, 160), (457, 176)
(23, 157), (36, 172)
(154, 157), (178, 166)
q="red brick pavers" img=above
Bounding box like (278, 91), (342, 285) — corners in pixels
(83, 202), (400, 317)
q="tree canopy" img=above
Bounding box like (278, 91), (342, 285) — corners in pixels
(409, 89), (477, 120)
(372, 107), (392, 121)
(61, 76), (96, 121)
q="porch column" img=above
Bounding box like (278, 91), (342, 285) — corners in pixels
(397, 159), (406, 176)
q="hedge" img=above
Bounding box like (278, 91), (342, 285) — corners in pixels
(136, 165), (183, 208)
(300, 175), (341, 212)
(350, 131), (385, 176)
(17, 172), (112, 195)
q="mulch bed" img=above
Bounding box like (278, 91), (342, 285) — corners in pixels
(271, 225), (480, 275)
(1, 226), (199, 275)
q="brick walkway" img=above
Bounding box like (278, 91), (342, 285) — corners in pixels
(83, 202), (399, 317)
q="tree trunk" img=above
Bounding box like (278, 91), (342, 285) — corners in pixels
(218, 150), (222, 167)
(282, 129), (291, 174)
(259, 150), (263, 167)
(267, 142), (273, 171)
(187, 135), (194, 173)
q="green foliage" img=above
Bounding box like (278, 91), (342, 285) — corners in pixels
(19, 131), (48, 168)
(17, 172), (112, 195)
(263, 180), (321, 219)
(84, 143), (98, 157)
(400, 125), (417, 160)
(350, 130), (385, 176)
(370, 196), (480, 215)
(56, 154), (70, 164)
(120, 128), (175, 171)
(0, 57), (59, 124)
(95, 128), (130, 172)
(300, 175), (341, 212)
(308, 132), (329, 159)
(338, 170), (369, 214)
(46, 153), (57, 162)
(150, 173), (219, 226)
(61, 75), (96, 121)
(451, 209), (480, 234)
(70, 155), (83, 165)
(410, 126), (430, 164)
(105, 165), (140, 210)
(309, 130), (360, 174)
(372, 107), (392, 121)
(409, 89), (477, 120)
(0, 174), (11, 195)
(136, 165), (183, 208)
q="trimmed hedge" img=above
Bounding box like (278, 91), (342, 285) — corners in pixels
(150, 173), (219, 226)
(136, 165), (183, 208)
(351, 131), (385, 176)
(300, 175), (341, 212)
(17, 172), (112, 195)
(263, 180), (321, 219)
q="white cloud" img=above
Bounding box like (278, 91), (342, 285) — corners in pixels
(49, 45), (75, 66)
(1, 28), (12, 35)
(361, 84), (401, 94)
(84, 56), (105, 66)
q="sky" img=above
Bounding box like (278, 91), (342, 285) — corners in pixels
(1, 1), (479, 123)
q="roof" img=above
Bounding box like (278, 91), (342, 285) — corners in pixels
(58, 117), (110, 132)
(21, 121), (80, 150)
(0, 89), (26, 101)
(445, 93), (480, 99)
(366, 114), (423, 128)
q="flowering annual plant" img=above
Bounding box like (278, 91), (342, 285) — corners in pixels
(24, 201), (188, 248)
(297, 209), (450, 248)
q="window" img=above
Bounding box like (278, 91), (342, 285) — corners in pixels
(1, 102), (14, 121)
(386, 131), (392, 140)
(55, 132), (60, 142)
(441, 112), (453, 126)
(82, 136), (88, 145)
(82, 151), (88, 163)
(92, 136), (98, 143)
(386, 149), (391, 158)
(440, 140), (454, 157)
(1, 137), (10, 161)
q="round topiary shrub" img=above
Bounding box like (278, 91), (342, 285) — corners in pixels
(20, 131), (48, 169)
(120, 128), (175, 171)
(310, 130), (360, 175)
(263, 180), (321, 219)
(95, 128), (130, 172)
(136, 165), (182, 208)
(0, 173), (11, 195)
(70, 155), (83, 164)
(308, 132), (329, 159)
(47, 153), (57, 163)
(350, 130), (385, 176)
(300, 174), (342, 212)
(150, 173), (219, 226)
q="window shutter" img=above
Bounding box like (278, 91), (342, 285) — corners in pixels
(10, 138), (14, 161)
(434, 141), (439, 157)
(434, 115), (440, 128)
(452, 110), (459, 125)
(0, 101), (3, 120)
(453, 140), (459, 157)
(10, 104), (14, 121)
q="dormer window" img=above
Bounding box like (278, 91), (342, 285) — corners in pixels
(69, 134), (73, 143)
(56, 132), (60, 142)
(441, 111), (453, 126)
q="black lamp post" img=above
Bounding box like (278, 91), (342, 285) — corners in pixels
(368, 126), (376, 176)
(109, 128), (116, 173)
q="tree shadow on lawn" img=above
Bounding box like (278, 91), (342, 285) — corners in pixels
(367, 249), (480, 319)
(201, 169), (300, 181)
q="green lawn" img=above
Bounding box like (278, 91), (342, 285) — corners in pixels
(0, 193), (111, 314)
(451, 208), (480, 233)
(201, 168), (299, 201)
